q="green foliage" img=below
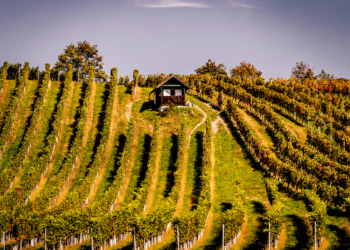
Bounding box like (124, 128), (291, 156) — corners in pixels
(0, 65), (74, 242)
(0, 63), (48, 196)
(0, 62), (30, 149)
(195, 59), (227, 77)
(0, 61), (9, 91)
(222, 183), (246, 243)
(31, 64), (83, 210)
(94, 117), (135, 214)
(54, 40), (104, 81)
(265, 178), (281, 205)
(304, 190), (327, 245)
(263, 202), (285, 242)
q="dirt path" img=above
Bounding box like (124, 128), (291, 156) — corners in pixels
(30, 81), (75, 200)
(192, 128), (216, 249)
(146, 105), (208, 250)
(56, 81), (97, 205)
(143, 133), (163, 214)
(87, 85), (120, 204)
(125, 87), (142, 121)
(113, 124), (139, 210)
(276, 223), (287, 249)
(175, 104), (207, 216)
(112, 89), (141, 210)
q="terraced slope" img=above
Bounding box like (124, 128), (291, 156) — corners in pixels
(1, 68), (350, 250)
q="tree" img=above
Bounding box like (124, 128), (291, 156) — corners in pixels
(195, 59), (227, 78)
(54, 40), (104, 81)
(291, 61), (315, 81)
(230, 61), (262, 79)
(7, 63), (22, 80)
(95, 70), (108, 83)
(317, 70), (334, 80)
(28, 67), (40, 80)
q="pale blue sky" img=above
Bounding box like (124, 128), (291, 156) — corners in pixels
(0, 0), (349, 78)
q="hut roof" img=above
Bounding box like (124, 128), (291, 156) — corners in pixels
(150, 76), (191, 94)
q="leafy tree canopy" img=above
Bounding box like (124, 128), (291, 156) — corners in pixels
(291, 61), (315, 80)
(195, 59), (227, 77)
(54, 40), (107, 82)
(317, 70), (335, 80)
(230, 61), (262, 79)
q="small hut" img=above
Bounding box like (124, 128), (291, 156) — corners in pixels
(149, 76), (191, 109)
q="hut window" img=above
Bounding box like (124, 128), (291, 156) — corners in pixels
(163, 89), (171, 96)
(175, 89), (182, 96)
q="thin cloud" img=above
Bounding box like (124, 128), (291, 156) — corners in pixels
(135, 0), (211, 8)
(227, 0), (263, 9)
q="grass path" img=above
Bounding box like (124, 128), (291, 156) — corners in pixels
(145, 105), (207, 250)
(112, 88), (143, 210)
(144, 132), (163, 213)
(191, 126), (216, 250)
(272, 109), (307, 141)
(237, 107), (276, 155)
(123, 129), (152, 204)
(87, 85), (120, 204)
(113, 90), (140, 210)
(56, 81), (96, 205)
(151, 133), (178, 210)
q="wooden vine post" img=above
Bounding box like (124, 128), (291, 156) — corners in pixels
(3, 232), (5, 250)
(44, 227), (47, 250)
(268, 222), (271, 250)
(314, 221), (317, 250)
(133, 70), (139, 97)
(133, 228), (136, 250)
(177, 225), (179, 250)
(222, 224), (224, 250)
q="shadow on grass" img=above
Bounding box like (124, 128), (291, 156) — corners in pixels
(242, 201), (267, 250)
(284, 214), (313, 250)
(140, 101), (154, 113)
(197, 202), (236, 250)
(92, 84), (110, 156)
(68, 83), (87, 153)
(221, 202), (233, 212)
(107, 133), (127, 183)
(326, 224), (350, 250)
(164, 134), (178, 198)
(221, 110), (265, 174)
(328, 207), (347, 218)
(136, 134), (152, 188)
(190, 131), (204, 209)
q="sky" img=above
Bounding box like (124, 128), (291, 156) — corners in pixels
(0, 0), (349, 79)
